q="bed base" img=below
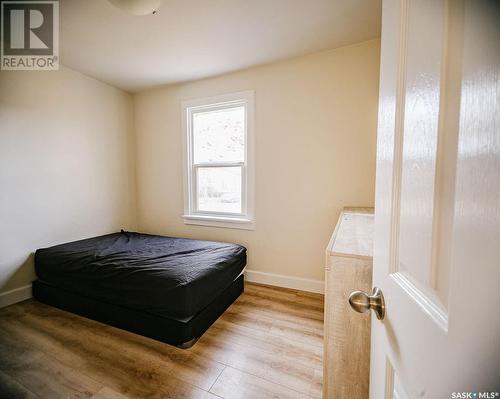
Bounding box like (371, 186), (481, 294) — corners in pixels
(32, 275), (244, 348)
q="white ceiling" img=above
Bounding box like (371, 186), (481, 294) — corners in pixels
(60, 0), (381, 92)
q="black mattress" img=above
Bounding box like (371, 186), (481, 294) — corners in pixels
(35, 231), (246, 320)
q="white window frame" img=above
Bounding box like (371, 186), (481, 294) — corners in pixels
(182, 90), (255, 230)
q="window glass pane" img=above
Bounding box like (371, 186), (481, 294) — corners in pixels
(197, 166), (242, 214)
(193, 106), (245, 164)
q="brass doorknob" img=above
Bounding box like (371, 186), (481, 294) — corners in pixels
(348, 287), (386, 320)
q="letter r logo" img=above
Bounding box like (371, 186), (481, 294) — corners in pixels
(2, 1), (54, 55)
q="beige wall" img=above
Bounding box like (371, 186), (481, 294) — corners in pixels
(0, 66), (137, 295)
(134, 39), (380, 282)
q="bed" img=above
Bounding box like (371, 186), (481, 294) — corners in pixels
(33, 231), (246, 348)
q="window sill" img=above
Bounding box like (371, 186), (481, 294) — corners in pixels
(183, 214), (255, 230)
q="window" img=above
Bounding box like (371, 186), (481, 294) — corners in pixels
(182, 91), (254, 229)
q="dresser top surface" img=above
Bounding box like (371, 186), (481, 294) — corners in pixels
(327, 207), (374, 259)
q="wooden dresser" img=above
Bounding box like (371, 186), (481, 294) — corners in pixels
(323, 207), (374, 399)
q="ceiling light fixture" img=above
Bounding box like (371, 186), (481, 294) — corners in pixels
(108, 0), (162, 16)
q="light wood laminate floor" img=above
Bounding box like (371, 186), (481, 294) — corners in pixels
(0, 283), (324, 399)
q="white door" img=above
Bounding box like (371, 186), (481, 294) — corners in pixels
(369, 0), (500, 397)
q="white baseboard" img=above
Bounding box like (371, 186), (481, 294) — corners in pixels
(0, 284), (32, 308)
(244, 269), (324, 294)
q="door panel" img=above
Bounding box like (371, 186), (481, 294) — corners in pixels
(398, 0), (444, 295)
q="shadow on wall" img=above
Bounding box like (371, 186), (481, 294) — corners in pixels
(1, 254), (36, 293)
